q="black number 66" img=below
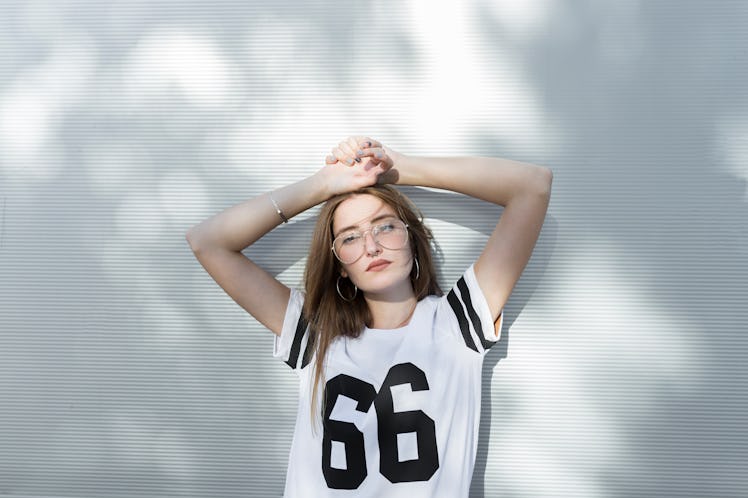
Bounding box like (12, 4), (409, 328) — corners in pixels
(321, 363), (439, 489)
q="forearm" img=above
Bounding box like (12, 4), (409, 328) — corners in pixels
(394, 154), (552, 206)
(186, 173), (330, 253)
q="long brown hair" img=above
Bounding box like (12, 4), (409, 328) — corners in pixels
(302, 185), (442, 427)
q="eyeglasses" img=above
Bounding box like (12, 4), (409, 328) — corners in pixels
(331, 218), (410, 264)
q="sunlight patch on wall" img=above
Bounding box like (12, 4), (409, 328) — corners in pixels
(0, 85), (50, 157)
(402, 0), (549, 150)
(124, 27), (232, 107)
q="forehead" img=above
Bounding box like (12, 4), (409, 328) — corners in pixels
(332, 194), (398, 233)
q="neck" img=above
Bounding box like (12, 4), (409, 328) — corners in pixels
(365, 292), (418, 330)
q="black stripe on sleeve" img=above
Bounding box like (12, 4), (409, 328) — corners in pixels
(447, 289), (479, 353)
(285, 314), (309, 369)
(456, 277), (494, 351)
(300, 322), (314, 369)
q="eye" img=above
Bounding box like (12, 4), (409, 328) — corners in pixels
(376, 222), (397, 233)
(341, 233), (361, 245)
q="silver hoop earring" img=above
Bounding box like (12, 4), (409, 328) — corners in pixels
(336, 276), (357, 302)
(413, 257), (420, 280)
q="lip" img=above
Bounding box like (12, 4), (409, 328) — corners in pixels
(366, 259), (392, 271)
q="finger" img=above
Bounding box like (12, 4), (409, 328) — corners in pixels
(346, 136), (360, 152)
(358, 137), (381, 149)
(332, 147), (355, 166)
(363, 152), (390, 171)
(358, 146), (388, 163)
(325, 154), (337, 164)
(338, 142), (361, 163)
(365, 159), (389, 175)
(359, 137), (382, 147)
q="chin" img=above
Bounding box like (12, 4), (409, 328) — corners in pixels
(357, 268), (411, 294)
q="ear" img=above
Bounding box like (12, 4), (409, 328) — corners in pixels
(340, 269), (348, 278)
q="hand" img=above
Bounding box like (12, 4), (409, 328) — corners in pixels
(320, 136), (401, 196)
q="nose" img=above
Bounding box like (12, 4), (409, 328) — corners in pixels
(363, 231), (381, 255)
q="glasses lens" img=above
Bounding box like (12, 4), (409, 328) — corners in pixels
(334, 233), (364, 264)
(373, 220), (408, 249)
(333, 220), (409, 264)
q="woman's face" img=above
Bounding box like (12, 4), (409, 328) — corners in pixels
(332, 194), (414, 298)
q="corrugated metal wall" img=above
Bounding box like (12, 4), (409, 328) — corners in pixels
(1, 1), (747, 497)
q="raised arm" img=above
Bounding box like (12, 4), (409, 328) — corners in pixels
(186, 142), (393, 336)
(186, 175), (327, 335)
(350, 137), (553, 333)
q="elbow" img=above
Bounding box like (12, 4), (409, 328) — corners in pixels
(544, 167), (553, 193)
(534, 166), (553, 198)
(185, 226), (204, 254)
(544, 166), (553, 183)
(185, 229), (196, 252)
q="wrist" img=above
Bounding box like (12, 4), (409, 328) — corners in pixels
(390, 152), (423, 186)
(309, 169), (335, 200)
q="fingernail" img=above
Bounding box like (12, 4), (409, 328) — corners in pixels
(356, 149), (363, 156)
(347, 159), (354, 165)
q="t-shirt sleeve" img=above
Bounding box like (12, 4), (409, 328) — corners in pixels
(273, 288), (313, 370)
(436, 263), (503, 355)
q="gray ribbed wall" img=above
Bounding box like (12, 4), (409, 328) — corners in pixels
(1, 1), (746, 497)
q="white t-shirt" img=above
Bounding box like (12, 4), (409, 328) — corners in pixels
(273, 264), (503, 498)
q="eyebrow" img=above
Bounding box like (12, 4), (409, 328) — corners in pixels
(334, 214), (398, 238)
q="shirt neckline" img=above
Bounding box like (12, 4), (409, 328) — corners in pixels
(364, 299), (425, 333)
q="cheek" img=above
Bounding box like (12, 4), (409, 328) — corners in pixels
(340, 261), (362, 278)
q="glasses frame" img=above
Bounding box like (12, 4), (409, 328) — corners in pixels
(331, 218), (410, 265)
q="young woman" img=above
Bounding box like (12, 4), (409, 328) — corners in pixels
(186, 136), (552, 497)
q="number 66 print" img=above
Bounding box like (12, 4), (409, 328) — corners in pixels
(321, 362), (440, 489)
